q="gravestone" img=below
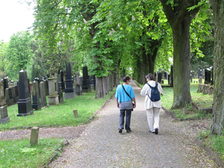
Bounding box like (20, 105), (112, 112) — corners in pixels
(32, 81), (41, 110)
(0, 80), (9, 123)
(48, 76), (59, 105)
(44, 80), (49, 96)
(74, 74), (82, 95)
(89, 76), (96, 91)
(17, 70), (33, 116)
(57, 72), (64, 103)
(39, 81), (47, 107)
(204, 69), (212, 84)
(157, 72), (163, 83)
(3, 77), (9, 94)
(82, 66), (90, 92)
(60, 70), (65, 91)
(64, 63), (75, 99)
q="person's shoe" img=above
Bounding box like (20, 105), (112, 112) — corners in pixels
(154, 128), (159, 135)
(118, 129), (122, 133)
(126, 129), (132, 133)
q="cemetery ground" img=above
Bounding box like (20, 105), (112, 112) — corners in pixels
(0, 90), (114, 168)
(0, 91), (115, 131)
(0, 82), (224, 168)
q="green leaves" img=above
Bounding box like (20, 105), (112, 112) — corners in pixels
(5, 31), (34, 79)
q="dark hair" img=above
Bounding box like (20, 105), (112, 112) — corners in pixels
(145, 73), (155, 80)
(123, 76), (131, 82)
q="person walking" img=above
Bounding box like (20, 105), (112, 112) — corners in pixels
(115, 76), (136, 134)
(140, 73), (163, 134)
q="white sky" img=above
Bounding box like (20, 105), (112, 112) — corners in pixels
(0, 0), (35, 42)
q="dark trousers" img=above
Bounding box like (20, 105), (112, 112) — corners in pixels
(119, 109), (132, 130)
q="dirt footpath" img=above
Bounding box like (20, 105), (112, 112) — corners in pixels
(49, 84), (219, 168)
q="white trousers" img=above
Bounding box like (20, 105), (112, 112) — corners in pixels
(146, 107), (160, 132)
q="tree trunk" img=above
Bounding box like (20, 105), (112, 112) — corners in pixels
(210, 0), (224, 135)
(159, 0), (200, 109)
(135, 40), (160, 84)
(95, 77), (104, 98)
(171, 18), (192, 108)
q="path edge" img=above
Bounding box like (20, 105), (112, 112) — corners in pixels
(195, 138), (224, 168)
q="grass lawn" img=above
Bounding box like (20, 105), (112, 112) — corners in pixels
(162, 84), (213, 120)
(199, 131), (224, 161)
(0, 138), (64, 168)
(0, 91), (114, 131)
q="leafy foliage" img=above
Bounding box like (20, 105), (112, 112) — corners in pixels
(4, 31), (34, 79)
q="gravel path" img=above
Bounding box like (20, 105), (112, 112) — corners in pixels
(49, 84), (219, 168)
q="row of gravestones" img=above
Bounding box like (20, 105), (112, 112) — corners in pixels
(156, 66), (173, 87)
(156, 66), (213, 87)
(0, 63), (95, 124)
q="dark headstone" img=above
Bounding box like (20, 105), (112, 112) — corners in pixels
(204, 69), (212, 84)
(32, 81), (41, 110)
(39, 81), (47, 107)
(3, 77), (9, 94)
(82, 66), (90, 92)
(17, 70), (33, 116)
(157, 72), (162, 83)
(64, 63), (75, 99)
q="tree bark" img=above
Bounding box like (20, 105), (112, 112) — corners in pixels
(159, 0), (200, 108)
(95, 77), (104, 98)
(135, 39), (161, 84)
(172, 18), (192, 108)
(210, 0), (224, 135)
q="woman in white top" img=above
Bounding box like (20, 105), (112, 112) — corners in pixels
(140, 73), (163, 134)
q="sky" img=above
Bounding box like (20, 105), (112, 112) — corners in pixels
(0, 0), (35, 42)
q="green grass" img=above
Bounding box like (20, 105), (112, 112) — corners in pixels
(0, 138), (64, 168)
(199, 132), (224, 161)
(162, 84), (213, 120)
(210, 135), (224, 160)
(0, 91), (114, 131)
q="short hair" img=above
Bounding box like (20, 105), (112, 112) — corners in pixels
(145, 73), (155, 80)
(123, 76), (131, 82)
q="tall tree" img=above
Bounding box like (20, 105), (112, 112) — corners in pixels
(159, 0), (201, 108)
(5, 31), (33, 79)
(210, 0), (224, 135)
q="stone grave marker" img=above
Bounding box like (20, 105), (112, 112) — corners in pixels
(82, 66), (90, 92)
(204, 69), (212, 84)
(65, 63), (75, 99)
(17, 70), (33, 116)
(32, 81), (41, 110)
(57, 72), (64, 103)
(74, 75), (82, 95)
(157, 72), (163, 83)
(39, 81), (47, 107)
(0, 80), (9, 123)
(48, 76), (59, 105)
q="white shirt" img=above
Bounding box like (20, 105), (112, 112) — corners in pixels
(140, 81), (163, 109)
